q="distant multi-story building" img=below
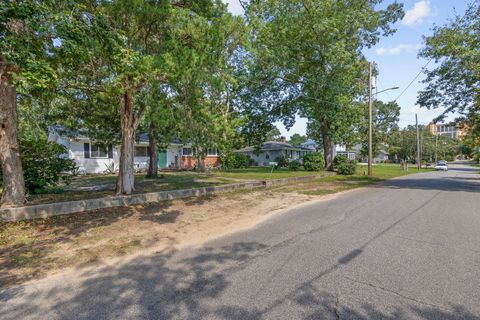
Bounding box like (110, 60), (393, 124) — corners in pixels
(427, 122), (466, 140)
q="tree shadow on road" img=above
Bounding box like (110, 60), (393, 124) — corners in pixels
(1, 239), (479, 320)
(379, 176), (480, 193)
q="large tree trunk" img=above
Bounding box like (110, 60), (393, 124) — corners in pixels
(321, 117), (334, 170)
(195, 146), (206, 172)
(196, 157), (206, 172)
(0, 64), (25, 206)
(146, 126), (158, 179)
(116, 92), (137, 195)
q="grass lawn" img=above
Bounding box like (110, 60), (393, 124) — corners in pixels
(3, 164), (430, 206)
(214, 166), (324, 180)
(266, 164), (432, 197)
(23, 167), (326, 205)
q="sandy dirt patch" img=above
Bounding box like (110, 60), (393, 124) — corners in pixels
(0, 177), (364, 287)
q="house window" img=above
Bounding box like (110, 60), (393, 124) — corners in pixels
(91, 144), (107, 158)
(265, 153), (270, 159)
(134, 146), (150, 157)
(182, 147), (193, 156)
(207, 148), (218, 156)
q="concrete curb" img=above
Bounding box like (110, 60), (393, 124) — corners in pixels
(0, 174), (328, 222)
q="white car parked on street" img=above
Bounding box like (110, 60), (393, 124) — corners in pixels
(435, 160), (448, 171)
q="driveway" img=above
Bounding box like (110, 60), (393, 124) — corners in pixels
(1, 162), (479, 319)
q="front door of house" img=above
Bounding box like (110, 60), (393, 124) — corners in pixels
(157, 150), (167, 168)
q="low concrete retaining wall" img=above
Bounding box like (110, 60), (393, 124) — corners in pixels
(0, 174), (328, 222)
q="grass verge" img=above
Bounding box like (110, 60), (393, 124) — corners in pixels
(23, 167), (326, 205)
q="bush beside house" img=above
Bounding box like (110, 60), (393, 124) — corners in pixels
(288, 160), (301, 171)
(2, 138), (77, 194)
(303, 152), (325, 171)
(333, 155), (357, 175)
(223, 153), (251, 169)
(274, 155), (289, 167)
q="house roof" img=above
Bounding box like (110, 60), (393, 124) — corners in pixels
(49, 125), (182, 145)
(236, 141), (312, 153)
(301, 139), (317, 146)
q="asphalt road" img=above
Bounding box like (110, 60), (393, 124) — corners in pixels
(2, 162), (480, 320)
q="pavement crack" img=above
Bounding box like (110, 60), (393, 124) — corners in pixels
(333, 294), (341, 320)
(342, 275), (448, 310)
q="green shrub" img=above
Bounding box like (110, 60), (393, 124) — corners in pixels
(19, 137), (77, 194)
(336, 162), (357, 175)
(303, 152), (325, 171)
(288, 160), (301, 171)
(333, 155), (348, 168)
(223, 153), (250, 169)
(274, 155), (289, 167)
(333, 155), (357, 175)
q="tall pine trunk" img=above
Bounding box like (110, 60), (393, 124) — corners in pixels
(0, 64), (25, 206)
(146, 126), (158, 179)
(321, 117), (334, 170)
(116, 92), (136, 195)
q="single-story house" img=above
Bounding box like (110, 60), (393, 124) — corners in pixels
(48, 126), (220, 174)
(235, 141), (313, 166)
(301, 140), (357, 160)
(352, 144), (390, 163)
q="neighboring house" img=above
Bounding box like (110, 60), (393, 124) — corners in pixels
(333, 144), (357, 161)
(48, 126), (220, 174)
(353, 143), (389, 163)
(301, 139), (318, 151)
(301, 140), (357, 161)
(374, 149), (389, 162)
(235, 141), (313, 166)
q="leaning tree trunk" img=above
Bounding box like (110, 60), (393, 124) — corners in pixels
(0, 63), (25, 206)
(116, 92), (137, 195)
(321, 118), (334, 170)
(146, 126), (158, 179)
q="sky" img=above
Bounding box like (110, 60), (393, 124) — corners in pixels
(222, 0), (470, 138)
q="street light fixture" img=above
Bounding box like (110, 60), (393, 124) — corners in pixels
(375, 86), (400, 95)
(367, 62), (399, 177)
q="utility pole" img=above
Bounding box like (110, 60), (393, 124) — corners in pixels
(416, 114), (420, 170)
(368, 62), (373, 176)
(419, 126), (423, 169)
(435, 134), (438, 163)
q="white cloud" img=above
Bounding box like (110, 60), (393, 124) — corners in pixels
(222, 0), (245, 16)
(402, 1), (432, 26)
(375, 44), (421, 56)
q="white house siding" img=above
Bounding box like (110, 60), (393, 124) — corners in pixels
(166, 145), (182, 168)
(70, 141), (118, 174)
(51, 139), (174, 174)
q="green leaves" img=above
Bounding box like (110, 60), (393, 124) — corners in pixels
(242, 0), (404, 150)
(418, 3), (480, 141)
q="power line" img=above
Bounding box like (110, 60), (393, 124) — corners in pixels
(376, 78), (394, 101)
(394, 58), (433, 102)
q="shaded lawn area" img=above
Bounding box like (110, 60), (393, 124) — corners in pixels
(4, 165), (430, 206)
(25, 168), (323, 205)
(26, 172), (236, 205)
